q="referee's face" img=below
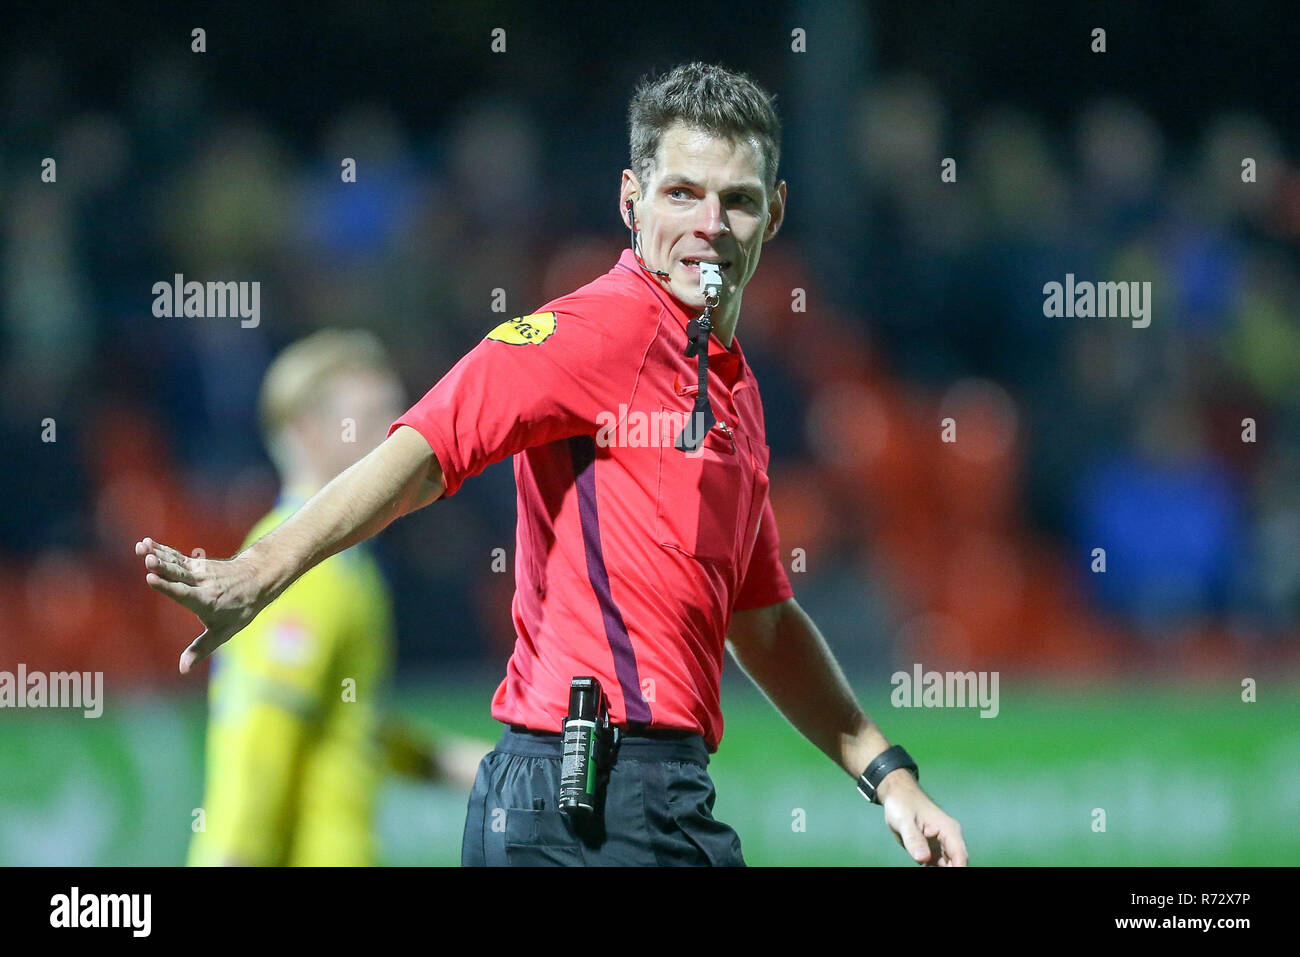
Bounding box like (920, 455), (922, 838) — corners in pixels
(622, 120), (786, 315)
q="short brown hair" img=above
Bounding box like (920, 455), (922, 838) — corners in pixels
(628, 62), (782, 192)
(258, 328), (393, 457)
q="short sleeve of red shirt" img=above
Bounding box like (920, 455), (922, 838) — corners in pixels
(391, 308), (654, 499)
(732, 495), (794, 611)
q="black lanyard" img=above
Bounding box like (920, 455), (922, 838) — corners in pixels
(673, 304), (718, 453)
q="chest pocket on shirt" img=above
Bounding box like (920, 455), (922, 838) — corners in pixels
(654, 406), (750, 566)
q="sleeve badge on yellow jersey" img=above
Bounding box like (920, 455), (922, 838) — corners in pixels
(269, 620), (312, 666)
(485, 312), (557, 345)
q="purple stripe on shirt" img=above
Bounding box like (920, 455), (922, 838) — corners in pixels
(568, 434), (652, 726)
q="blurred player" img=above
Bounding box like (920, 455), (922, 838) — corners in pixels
(187, 329), (488, 867)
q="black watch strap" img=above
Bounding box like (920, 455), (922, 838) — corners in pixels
(856, 745), (919, 805)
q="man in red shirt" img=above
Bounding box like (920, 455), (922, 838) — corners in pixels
(138, 62), (967, 867)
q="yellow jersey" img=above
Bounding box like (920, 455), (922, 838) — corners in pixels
(188, 498), (394, 866)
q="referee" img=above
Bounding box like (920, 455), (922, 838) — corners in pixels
(138, 62), (967, 867)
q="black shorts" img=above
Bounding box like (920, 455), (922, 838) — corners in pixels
(461, 726), (745, 866)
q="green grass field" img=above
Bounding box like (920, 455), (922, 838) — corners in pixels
(2, 678), (1296, 865)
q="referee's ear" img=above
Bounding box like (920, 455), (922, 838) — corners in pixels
(763, 179), (788, 242)
(620, 169), (642, 230)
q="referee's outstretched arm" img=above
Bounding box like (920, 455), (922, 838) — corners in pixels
(728, 598), (969, 866)
(135, 425), (444, 674)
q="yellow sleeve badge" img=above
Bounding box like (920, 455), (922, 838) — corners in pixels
(485, 312), (557, 345)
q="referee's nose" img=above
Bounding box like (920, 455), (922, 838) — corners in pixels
(694, 193), (729, 242)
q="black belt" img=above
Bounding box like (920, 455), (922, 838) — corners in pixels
(500, 725), (710, 765)
(509, 723), (696, 741)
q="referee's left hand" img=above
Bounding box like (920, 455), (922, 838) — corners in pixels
(878, 771), (968, 866)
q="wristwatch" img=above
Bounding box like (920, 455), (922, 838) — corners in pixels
(855, 745), (919, 804)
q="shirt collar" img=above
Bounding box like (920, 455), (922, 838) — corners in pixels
(613, 248), (745, 381)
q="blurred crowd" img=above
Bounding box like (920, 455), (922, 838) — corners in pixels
(1, 40), (1297, 687)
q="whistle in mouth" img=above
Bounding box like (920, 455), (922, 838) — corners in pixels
(698, 261), (723, 305)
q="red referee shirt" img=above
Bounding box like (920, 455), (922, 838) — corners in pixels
(391, 248), (793, 751)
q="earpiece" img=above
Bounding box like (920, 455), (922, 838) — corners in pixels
(625, 196), (669, 279)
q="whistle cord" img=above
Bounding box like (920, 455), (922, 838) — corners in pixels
(674, 306), (718, 453)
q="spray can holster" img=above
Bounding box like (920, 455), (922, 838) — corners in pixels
(558, 676), (621, 817)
